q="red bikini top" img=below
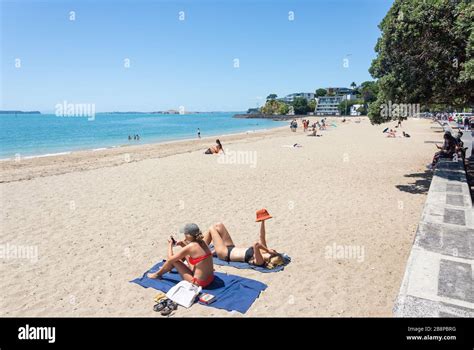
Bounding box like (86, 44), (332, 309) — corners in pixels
(188, 252), (212, 266)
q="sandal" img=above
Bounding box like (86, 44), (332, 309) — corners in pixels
(160, 300), (178, 316)
(153, 299), (168, 312)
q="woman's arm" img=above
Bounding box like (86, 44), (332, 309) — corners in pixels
(252, 242), (265, 266)
(259, 221), (268, 248)
(255, 242), (277, 255)
(154, 243), (191, 278)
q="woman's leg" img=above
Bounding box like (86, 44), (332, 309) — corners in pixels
(432, 151), (440, 166)
(171, 260), (194, 283)
(203, 230), (212, 245)
(213, 222), (235, 246)
(208, 223), (234, 260)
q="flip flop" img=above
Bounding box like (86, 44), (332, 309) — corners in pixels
(160, 301), (178, 316)
(153, 292), (167, 303)
(167, 300), (178, 311)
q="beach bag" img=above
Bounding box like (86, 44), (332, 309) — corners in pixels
(166, 281), (202, 308)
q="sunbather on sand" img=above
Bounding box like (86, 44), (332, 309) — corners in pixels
(308, 127), (318, 136)
(148, 223), (215, 287)
(203, 218), (284, 269)
(204, 139), (224, 154)
(386, 129), (397, 138)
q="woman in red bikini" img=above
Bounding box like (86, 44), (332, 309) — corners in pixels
(148, 223), (215, 288)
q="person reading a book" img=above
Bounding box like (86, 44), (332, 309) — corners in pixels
(203, 209), (284, 269)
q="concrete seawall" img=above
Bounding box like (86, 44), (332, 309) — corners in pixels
(394, 158), (474, 317)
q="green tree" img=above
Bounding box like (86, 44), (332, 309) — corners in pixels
(350, 82), (357, 90)
(357, 105), (367, 115)
(266, 94), (278, 101)
(315, 88), (327, 97)
(308, 99), (316, 112)
(359, 81), (379, 104)
(278, 103), (289, 115)
(261, 99), (289, 115)
(368, 0), (474, 124)
(292, 97), (310, 115)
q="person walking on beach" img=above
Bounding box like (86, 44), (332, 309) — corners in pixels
(290, 119), (297, 132)
(197, 128), (201, 139)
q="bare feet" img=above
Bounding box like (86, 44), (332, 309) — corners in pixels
(147, 271), (162, 279)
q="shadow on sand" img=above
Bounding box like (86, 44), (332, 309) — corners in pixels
(396, 170), (433, 194)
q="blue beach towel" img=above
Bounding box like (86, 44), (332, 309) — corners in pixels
(212, 254), (291, 273)
(131, 261), (267, 314)
(209, 244), (291, 273)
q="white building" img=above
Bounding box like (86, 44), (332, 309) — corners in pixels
(350, 104), (364, 116)
(314, 88), (357, 116)
(279, 92), (315, 103)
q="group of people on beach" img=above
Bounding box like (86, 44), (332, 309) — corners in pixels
(147, 209), (285, 288)
(385, 129), (410, 138)
(291, 118), (328, 135)
(384, 119), (411, 138)
(429, 130), (465, 169)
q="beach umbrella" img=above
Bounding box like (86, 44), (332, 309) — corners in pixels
(383, 127), (389, 133)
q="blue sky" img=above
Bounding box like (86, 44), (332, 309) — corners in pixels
(1, 0), (393, 112)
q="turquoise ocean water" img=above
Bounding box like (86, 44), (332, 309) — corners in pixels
(0, 113), (285, 159)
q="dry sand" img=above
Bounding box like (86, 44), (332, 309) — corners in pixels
(0, 117), (441, 316)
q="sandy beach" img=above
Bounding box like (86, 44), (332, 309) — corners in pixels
(0, 117), (440, 317)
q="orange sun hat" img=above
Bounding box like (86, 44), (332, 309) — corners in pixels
(256, 208), (272, 222)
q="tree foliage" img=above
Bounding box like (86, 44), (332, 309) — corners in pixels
(315, 88), (327, 97)
(368, 0), (474, 124)
(291, 97), (311, 115)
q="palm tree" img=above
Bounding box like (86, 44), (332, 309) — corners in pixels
(350, 82), (357, 90)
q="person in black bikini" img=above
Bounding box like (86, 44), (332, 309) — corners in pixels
(203, 221), (284, 268)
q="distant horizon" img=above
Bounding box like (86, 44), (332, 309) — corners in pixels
(1, 84), (363, 114)
(0, 109), (246, 114)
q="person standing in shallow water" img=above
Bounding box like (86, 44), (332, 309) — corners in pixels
(197, 128), (201, 139)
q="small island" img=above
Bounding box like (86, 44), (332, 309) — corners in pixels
(0, 110), (41, 114)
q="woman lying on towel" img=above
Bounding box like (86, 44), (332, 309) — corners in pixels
(148, 223), (215, 288)
(203, 214), (284, 269)
(204, 139), (224, 154)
